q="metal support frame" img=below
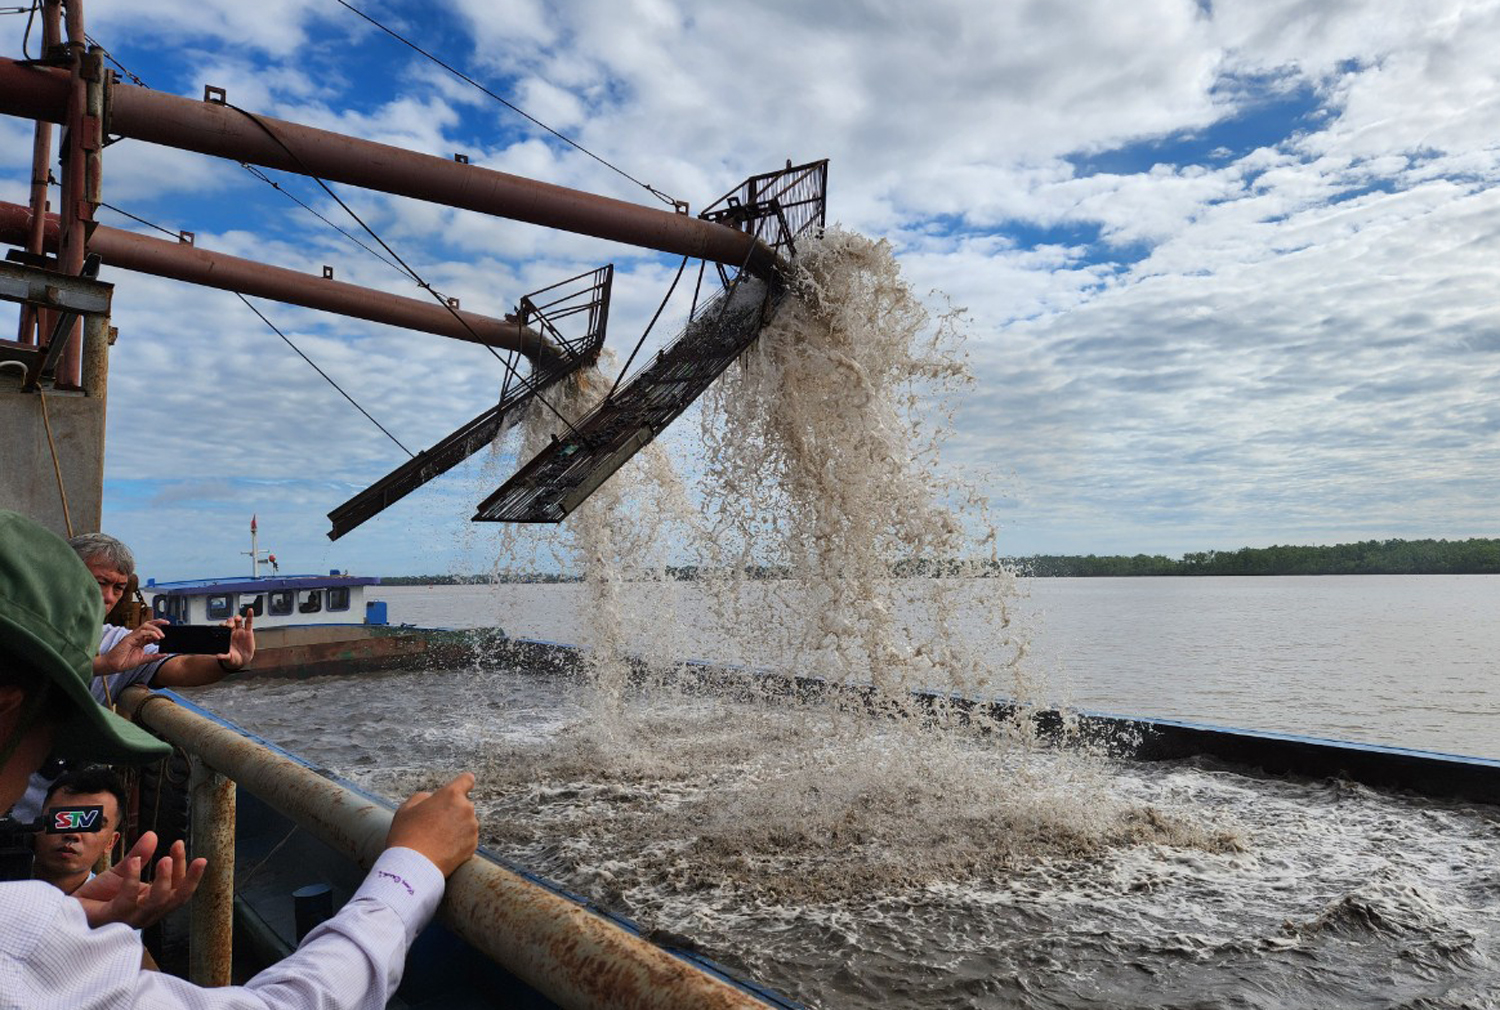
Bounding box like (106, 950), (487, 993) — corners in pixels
(0, 257), (112, 389)
(0, 202), (548, 357)
(119, 687), (774, 1010)
(326, 265), (614, 539)
(48, 7), (104, 390)
(472, 160), (828, 524)
(15, 1), (60, 350)
(187, 759), (236, 987)
(699, 160), (828, 285)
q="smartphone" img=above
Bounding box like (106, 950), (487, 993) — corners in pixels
(156, 624), (232, 655)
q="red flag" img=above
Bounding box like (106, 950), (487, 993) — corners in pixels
(251, 514), (258, 532)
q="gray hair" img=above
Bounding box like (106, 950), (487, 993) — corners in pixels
(67, 532), (135, 576)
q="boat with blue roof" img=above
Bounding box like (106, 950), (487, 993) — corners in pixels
(137, 518), (484, 678)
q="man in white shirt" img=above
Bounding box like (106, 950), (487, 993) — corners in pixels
(0, 510), (480, 1010)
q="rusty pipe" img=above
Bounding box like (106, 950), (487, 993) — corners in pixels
(13, 4), (60, 348)
(0, 201), (556, 360)
(118, 687), (769, 1010)
(16, 119), (54, 346)
(187, 759), (235, 987)
(0, 58), (782, 280)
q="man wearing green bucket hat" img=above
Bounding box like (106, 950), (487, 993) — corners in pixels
(0, 510), (479, 1009)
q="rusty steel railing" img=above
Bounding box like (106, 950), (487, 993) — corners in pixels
(119, 686), (780, 1010)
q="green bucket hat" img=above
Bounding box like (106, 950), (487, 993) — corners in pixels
(0, 510), (170, 764)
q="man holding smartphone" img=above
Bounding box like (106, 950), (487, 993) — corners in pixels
(73, 532), (256, 694)
(8, 533), (255, 822)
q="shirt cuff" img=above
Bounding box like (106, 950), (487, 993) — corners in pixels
(355, 847), (446, 940)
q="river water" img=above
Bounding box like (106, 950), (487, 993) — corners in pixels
(191, 575), (1500, 1010)
(381, 574), (1500, 758)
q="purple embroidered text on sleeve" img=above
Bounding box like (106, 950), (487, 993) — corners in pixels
(376, 870), (415, 896)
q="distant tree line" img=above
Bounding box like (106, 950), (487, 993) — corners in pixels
(1008, 538), (1500, 577)
(379, 538), (1500, 583)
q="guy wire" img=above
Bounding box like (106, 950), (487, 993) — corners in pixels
(223, 102), (588, 442)
(328, 0), (682, 210)
(97, 202), (413, 458)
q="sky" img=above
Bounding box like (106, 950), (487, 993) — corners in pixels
(4, 0), (1500, 579)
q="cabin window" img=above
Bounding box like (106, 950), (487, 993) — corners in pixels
(268, 591), (294, 616)
(206, 594), (235, 621)
(327, 587), (351, 612)
(155, 596), (184, 622)
(298, 590), (323, 614)
(241, 594), (265, 618)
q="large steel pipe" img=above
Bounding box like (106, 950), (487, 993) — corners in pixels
(0, 59), (780, 279)
(118, 687), (767, 1010)
(0, 201), (552, 358)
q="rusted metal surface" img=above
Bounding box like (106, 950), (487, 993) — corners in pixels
(17, 116), (54, 347)
(0, 58), (782, 279)
(13, 2), (61, 349)
(119, 687), (771, 1010)
(50, 9), (95, 388)
(0, 201), (550, 357)
(188, 759), (235, 987)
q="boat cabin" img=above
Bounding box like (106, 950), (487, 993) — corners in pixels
(144, 573), (388, 629)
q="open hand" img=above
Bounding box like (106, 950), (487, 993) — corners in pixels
(216, 611), (256, 672)
(73, 831), (207, 929)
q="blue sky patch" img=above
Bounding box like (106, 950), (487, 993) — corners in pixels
(1068, 77), (1324, 178)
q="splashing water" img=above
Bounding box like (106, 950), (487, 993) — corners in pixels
(488, 355), (699, 714)
(199, 666), (1500, 1010)
(498, 230), (1031, 715)
(698, 228), (1028, 711)
(480, 228), (1218, 859)
(441, 228), (1324, 1007)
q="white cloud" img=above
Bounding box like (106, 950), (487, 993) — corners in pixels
(7, 0), (1500, 568)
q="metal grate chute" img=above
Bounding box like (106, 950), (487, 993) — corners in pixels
(699, 159), (828, 282)
(473, 278), (783, 522)
(471, 159), (827, 524)
(326, 265), (613, 539)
